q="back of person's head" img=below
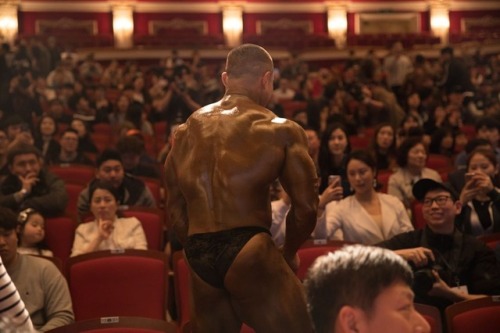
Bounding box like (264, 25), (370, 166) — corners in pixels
(440, 46), (454, 56)
(464, 138), (491, 154)
(475, 116), (500, 132)
(225, 44), (273, 79)
(96, 149), (123, 168)
(396, 137), (425, 168)
(6, 142), (43, 166)
(304, 245), (413, 333)
(116, 135), (145, 156)
(0, 207), (19, 231)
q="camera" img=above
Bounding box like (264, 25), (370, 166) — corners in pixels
(411, 261), (444, 296)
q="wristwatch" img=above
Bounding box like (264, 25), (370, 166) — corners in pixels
(20, 188), (28, 197)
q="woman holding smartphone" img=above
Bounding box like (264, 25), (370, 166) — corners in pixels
(315, 150), (413, 244)
(457, 147), (500, 236)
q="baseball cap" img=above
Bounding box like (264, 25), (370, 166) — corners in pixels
(412, 178), (458, 202)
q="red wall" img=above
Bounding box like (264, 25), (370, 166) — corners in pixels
(19, 11), (113, 35)
(243, 13), (327, 35)
(133, 12), (222, 36)
(449, 10), (500, 34)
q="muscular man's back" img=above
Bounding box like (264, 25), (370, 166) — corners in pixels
(172, 95), (290, 234)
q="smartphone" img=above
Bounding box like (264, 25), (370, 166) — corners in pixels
(464, 172), (475, 182)
(328, 175), (341, 185)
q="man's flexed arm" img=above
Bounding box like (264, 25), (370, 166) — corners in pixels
(279, 122), (319, 270)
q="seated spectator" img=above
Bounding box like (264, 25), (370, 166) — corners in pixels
(315, 150), (413, 244)
(455, 116), (500, 170)
(369, 122), (397, 171)
(48, 128), (93, 166)
(388, 137), (442, 213)
(45, 98), (72, 124)
(304, 244), (430, 333)
(448, 138), (493, 194)
(17, 208), (53, 257)
(0, 255), (34, 332)
(70, 118), (98, 154)
(0, 128), (9, 180)
(0, 207), (74, 331)
(318, 123), (351, 195)
(125, 101), (154, 136)
(0, 143), (68, 216)
(116, 135), (159, 178)
(33, 115), (60, 163)
(428, 127), (455, 158)
(273, 78), (296, 102)
(77, 149), (156, 219)
(457, 148), (500, 236)
(108, 93), (130, 130)
(3, 115), (28, 142)
(378, 179), (500, 313)
(71, 181), (147, 257)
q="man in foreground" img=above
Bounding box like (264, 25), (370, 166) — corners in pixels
(305, 245), (430, 333)
(165, 44), (318, 332)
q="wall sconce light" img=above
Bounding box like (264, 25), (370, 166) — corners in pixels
(113, 5), (134, 49)
(0, 4), (18, 46)
(430, 4), (450, 44)
(222, 6), (243, 48)
(327, 4), (348, 49)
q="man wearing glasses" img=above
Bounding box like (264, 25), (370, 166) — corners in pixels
(377, 178), (500, 314)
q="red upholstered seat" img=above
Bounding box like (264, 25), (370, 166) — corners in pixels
(121, 206), (165, 251)
(446, 296), (500, 333)
(296, 240), (352, 281)
(67, 250), (168, 321)
(415, 303), (443, 333)
(44, 316), (176, 333)
(48, 164), (95, 185)
(411, 201), (426, 230)
(44, 215), (76, 267)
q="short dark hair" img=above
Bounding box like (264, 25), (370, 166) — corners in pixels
(464, 138), (491, 154)
(96, 149), (123, 168)
(396, 137), (425, 168)
(6, 142), (43, 166)
(346, 149), (377, 172)
(60, 128), (79, 138)
(475, 116), (500, 132)
(304, 245), (413, 333)
(225, 44), (273, 79)
(89, 180), (120, 203)
(0, 207), (19, 231)
(116, 134), (145, 155)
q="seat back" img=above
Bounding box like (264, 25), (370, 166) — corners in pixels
(445, 296), (500, 333)
(67, 250), (168, 321)
(426, 154), (452, 173)
(411, 201), (426, 229)
(45, 316), (177, 333)
(296, 240), (351, 281)
(376, 170), (393, 193)
(172, 251), (191, 331)
(477, 232), (500, 251)
(415, 303), (442, 333)
(48, 164), (95, 185)
(44, 215), (76, 267)
(64, 182), (86, 219)
(121, 207), (165, 251)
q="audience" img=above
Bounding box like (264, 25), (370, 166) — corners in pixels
(76, 149), (156, 219)
(0, 143), (67, 216)
(16, 208), (53, 257)
(49, 128), (93, 165)
(0, 207), (74, 331)
(304, 244), (430, 333)
(33, 115), (60, 163)
(71, 181), (147, 256)
(457, 147), (500, 235)
(369, 122), (397, 171)
(378, 178), (500, 313)
(318, 123), (351, 195)
(388, 137), (442, 213)
(315, 150), (413, 244)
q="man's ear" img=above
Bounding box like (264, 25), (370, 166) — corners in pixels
(454, 199), (463, 214)
(337, 306), (366, 333)
(262, 70), (273, 88)
(221, 72), (229, 88)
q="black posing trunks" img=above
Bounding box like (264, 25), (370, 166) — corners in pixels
(184, 226), (271, 289)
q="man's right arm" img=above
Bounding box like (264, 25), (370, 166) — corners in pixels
(279, 123), (318, 269)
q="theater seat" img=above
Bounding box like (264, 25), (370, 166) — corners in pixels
(67, 249), (168, 321)
(415, 303), (442, 333)
(296, 240), (352, 281)
(45, 316), (177, 333)
(445, 296), (500, 333)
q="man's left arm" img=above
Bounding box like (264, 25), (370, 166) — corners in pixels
(39, 264), (74, 331)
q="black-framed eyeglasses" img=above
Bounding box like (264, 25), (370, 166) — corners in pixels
(422, 195), (452, 207)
